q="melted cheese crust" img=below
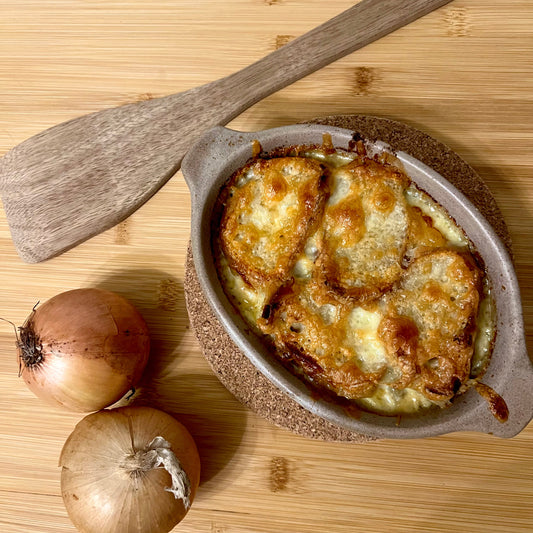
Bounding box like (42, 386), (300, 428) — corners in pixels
(219, 157), (326, 295)
(320, 158), (410, 301)
(214, 143), (495, 416)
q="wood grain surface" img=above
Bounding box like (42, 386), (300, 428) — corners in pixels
(1, 1), (532, 532)
(0, 0), (452, 264)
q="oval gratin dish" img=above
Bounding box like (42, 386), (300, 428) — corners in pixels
(182, 123), (533, 440)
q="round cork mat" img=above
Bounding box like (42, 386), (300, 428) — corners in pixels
(184, 114), (512, 442)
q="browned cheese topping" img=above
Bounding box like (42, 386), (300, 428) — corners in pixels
(213, 142), (496, 416)
(219, 157), (326, 298)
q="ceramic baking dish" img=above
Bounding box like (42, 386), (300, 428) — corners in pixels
(182, 123), (533, 439)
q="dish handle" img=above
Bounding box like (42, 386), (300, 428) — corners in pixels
(466, 337), (533, 438)
(182, 126), (258, 202)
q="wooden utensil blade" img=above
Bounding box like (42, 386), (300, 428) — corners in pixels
(0, 83), (235, 263)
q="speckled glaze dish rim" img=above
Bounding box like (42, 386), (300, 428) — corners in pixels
(182, 123), (533, 440)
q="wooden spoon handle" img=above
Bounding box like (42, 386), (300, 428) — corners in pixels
(211, 0), (453, 117)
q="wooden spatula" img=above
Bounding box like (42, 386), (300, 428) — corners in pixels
(0, 0), (452, 263)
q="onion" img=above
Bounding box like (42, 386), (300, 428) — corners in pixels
(16, 288), (150, 412)
(59, 406), (201, 533)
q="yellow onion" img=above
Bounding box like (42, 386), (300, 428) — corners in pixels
(59, 406), (201, 533)
(17, 288), (150, 412)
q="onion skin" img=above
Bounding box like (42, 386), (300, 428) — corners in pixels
(59, 406), (201, 533)
(18, 288), (150, 412)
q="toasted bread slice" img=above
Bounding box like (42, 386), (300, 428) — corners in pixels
(382, 249), (482, 400)
(261, 280), (385, 400)
(219, 157), (326, 292)
(318, 158), (410, 302)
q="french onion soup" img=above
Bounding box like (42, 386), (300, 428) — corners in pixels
(212, 136), (503, 418)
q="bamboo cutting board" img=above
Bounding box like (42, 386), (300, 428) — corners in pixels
(1, 1), (533, 532)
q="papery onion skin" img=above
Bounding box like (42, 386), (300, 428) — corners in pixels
(18, 288), (150, 412)
(59, 406), (201, 533)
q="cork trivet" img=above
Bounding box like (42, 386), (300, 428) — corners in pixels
(184, 115), (512, 442)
